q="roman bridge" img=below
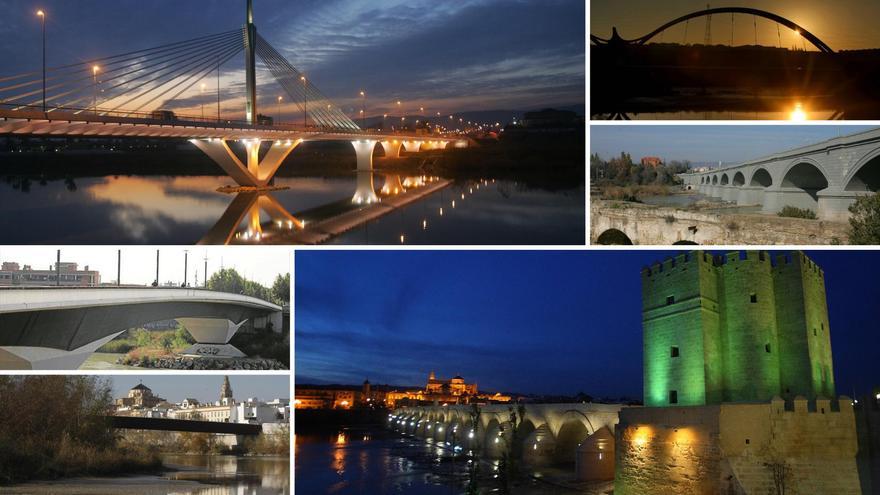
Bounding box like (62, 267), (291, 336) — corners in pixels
(390, 403), (622, 480)
(0, 0), (467, 190)
(0, 287), (283, 370)
(109, 415), (262, 436)
(679, 127), (880, 221)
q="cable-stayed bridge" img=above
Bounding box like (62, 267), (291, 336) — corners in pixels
(0, 0), (464, 188)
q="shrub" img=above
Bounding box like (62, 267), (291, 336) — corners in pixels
(848, 193), (880, 244)
(777, 206), (817, 219)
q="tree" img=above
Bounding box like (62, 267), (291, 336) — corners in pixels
(848, 193), (880, 244)
(271, 273), (290, 305)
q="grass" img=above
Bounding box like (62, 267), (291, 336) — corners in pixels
(98, 327), (194, 357)
(777, 206), (817, 219)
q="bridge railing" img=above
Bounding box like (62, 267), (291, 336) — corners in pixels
(0, 102), (459, 139)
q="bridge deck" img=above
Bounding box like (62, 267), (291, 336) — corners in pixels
(109, 415), (263, 435)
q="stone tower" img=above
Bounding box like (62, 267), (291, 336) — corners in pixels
(221, 375), (233, 401)
(641, 251), (835, 407)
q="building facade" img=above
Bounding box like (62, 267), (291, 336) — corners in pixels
(0, 261), (100, 286)
(641, 251), (835, 407)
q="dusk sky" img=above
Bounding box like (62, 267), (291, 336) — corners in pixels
(591, 0), (880, 51)
(591, 125), (878, 165)
(108, 375), (289, 403)
(0, 0), (585, 118)
(295, 250), (880, 399)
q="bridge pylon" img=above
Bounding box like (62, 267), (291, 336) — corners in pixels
(245, 0), (258, 124)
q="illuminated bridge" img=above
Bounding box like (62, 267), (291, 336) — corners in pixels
(678, 127), (880, 221)
(0, 287), (283, 370)
(390, 403), (623, 481)
(0, 0), (465, 189)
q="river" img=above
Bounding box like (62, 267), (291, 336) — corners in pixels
(295, 429), (609, 495)
(0, 173), (584, 245)
(5, 454), (290, 495)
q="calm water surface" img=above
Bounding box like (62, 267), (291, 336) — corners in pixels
(0, 174), (583, 244)
(7, 454), (289, 495)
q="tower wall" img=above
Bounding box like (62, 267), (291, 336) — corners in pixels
(718, 251), (780, 402)
(642, 252), (719, 407)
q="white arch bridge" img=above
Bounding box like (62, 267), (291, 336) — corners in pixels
(679, 127), (880, 221)
(390, 403), (622, 480)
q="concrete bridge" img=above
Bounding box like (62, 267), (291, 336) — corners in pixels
(0, 287), (283, 370)
(679, 127), (880, 221)
(390, 403), (622, 480)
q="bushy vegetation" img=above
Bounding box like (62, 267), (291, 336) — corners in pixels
(777, 206), (817, 219)
(599, 184), (672, 201)
(98, 327), (194, 355)
(848, 193), (880, 244)
(590, 152), (690, 187)
(0, 376), (162, 485)
(207, 269), (289, 306)
(230, 330), (290, 367)
(240, 425), (290, 456)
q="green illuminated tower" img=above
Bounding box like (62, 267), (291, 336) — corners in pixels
(642, 251), (835, 407)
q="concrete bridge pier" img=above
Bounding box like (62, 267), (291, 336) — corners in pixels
(191, 138), (301, 187)
(736, 186), (763, 205)
(0, 331), (124, 370)
(818, 190), (864, 222)
(379, 140), (403, 159)
(720, 186), (737, 202)
(762, 186), (822, 215)
(177, 317), (247, 358)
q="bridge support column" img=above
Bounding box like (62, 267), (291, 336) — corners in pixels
(177, 318), (248, 358)
(379, 140), (403, 159)
(721, 186), (737, 202)
(736, 186), (762, 205)
(191, 138), (301, 187)
(402, 140), (422, 153)
(818, 190), (863, 222)
(0, 331), (124, 370)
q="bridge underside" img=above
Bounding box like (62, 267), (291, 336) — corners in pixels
(0, 301), (278, 370)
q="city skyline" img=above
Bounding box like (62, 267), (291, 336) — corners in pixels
(590, 125), (877, 165)
(295, 250), (880, 398)
(0, 246), (289, 287)
(109, 375), (289, 403)
(0, 0), (585, 118)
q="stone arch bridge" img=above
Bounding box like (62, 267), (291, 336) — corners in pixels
(390, 403), (622, 476)
(679, 127), (880, 221)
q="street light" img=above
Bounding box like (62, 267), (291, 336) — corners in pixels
(277, 95), (283, 124)
(200, 83), (206, 119)
(300, 75), (307, 127)
(92, 65), (100, 114)
(37, 10), (46, 112)
(359, 90), (366, 128)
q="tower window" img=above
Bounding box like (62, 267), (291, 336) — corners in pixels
(813, 328), (817, 336)
(666, 295), (675, 305)
(765, 343), (771, 353)
(669, 390), (678, 404)
(750, 293), (757, 303)
(671, 346), (680, 358)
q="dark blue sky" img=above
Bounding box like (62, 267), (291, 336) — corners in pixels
(295, 250), (880, 399)
(1, 0), (585, 118)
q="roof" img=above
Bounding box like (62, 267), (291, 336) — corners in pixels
(131, 383), (151, 391)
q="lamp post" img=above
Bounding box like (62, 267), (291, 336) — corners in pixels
(277, 95), (283, 124)
(200, 83), (206, 120)
(359, 90), (366, 128)
(92, 65), (100, 114)
(37, 10), (46, 112)
(300, 75), (307, 128)
(383, 113), (387, 130)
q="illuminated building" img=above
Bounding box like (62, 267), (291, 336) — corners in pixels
(642, 251), (835, 407)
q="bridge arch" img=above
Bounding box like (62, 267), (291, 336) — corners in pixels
(712, 175), (718, 185)
(592, 7), (834, 53)
(596, 228), (633, 245)
(750, 168), (773, 187)
(484, 418), (505, 458)
(844, 147), (880, 192)
(732, 171), (745, 186)
(553, 411), (597, 466)
(780, 160), (829, 210)
(720, 173), (729, 185)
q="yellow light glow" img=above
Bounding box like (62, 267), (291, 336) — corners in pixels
(336, 433), (347, 444)
(92, 65), (100, 75)
(400, 234), (405, 244)
(36, 10), (45, 16)
(789, 102), (807, 121)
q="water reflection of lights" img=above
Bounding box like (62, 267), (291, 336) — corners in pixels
(337, 432), (347, 444)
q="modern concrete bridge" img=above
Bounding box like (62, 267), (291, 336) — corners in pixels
(679, 127), (880, 221)
(0, 287), (283, 370)
(390, 403), (622, 480)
